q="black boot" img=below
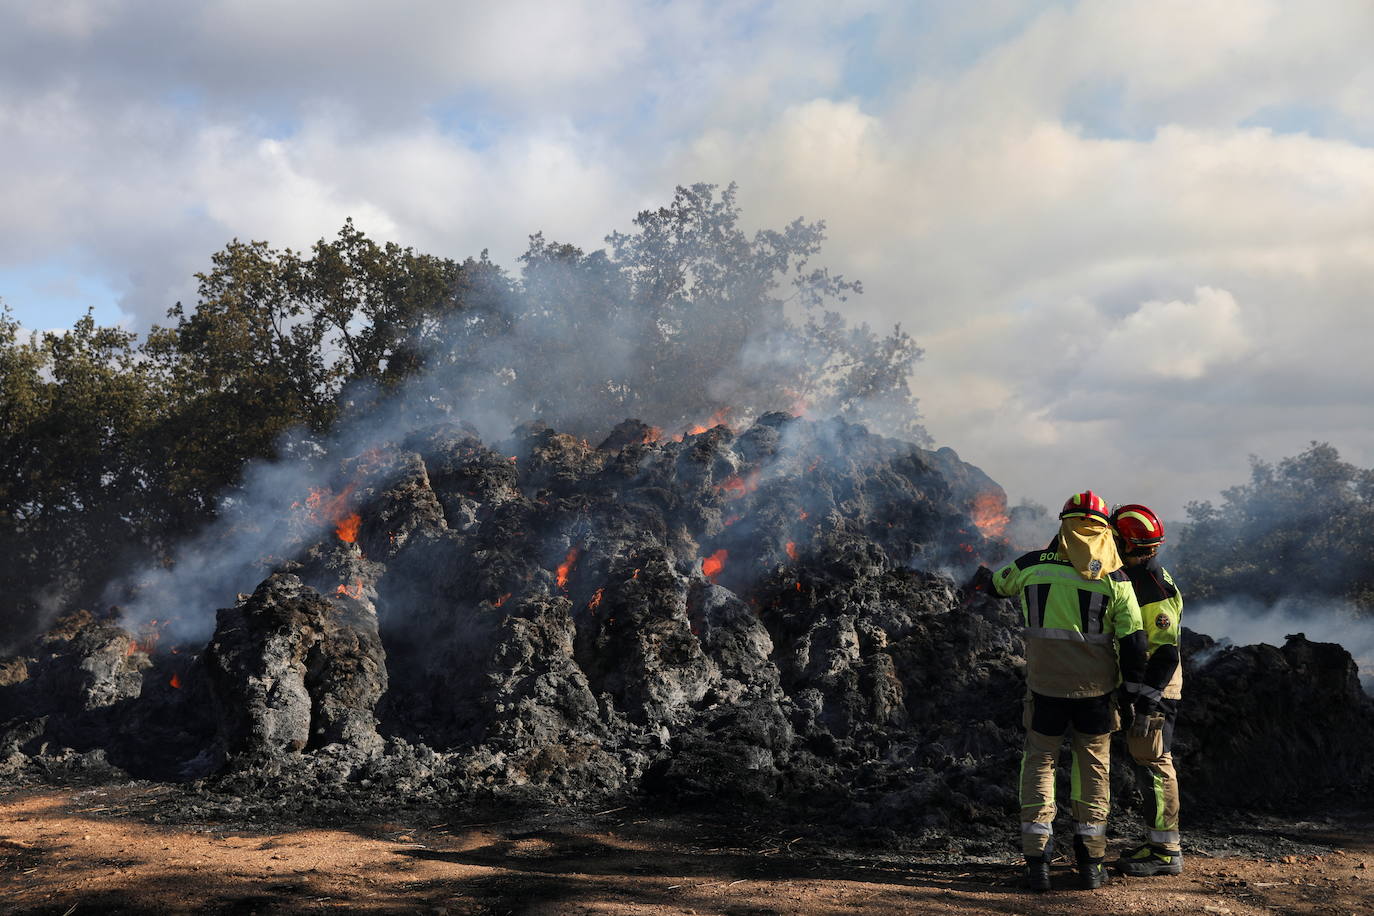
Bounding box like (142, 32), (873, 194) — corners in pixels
(1078, 857), (1107, 889)
(1024, 854), (1051, 892)
(1074, 836), (1108, 890)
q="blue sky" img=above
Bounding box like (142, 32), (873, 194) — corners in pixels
(3, 0), (1373, 520)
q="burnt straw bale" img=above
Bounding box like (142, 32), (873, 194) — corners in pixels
(2, 415), (1372, 833)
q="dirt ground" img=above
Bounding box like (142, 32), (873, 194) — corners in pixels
(3, 784), (1373, 915)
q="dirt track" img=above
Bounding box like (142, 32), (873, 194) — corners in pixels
(3, 785), (1373, 915)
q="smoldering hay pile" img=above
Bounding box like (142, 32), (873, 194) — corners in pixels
(2, 413), (1372, 831)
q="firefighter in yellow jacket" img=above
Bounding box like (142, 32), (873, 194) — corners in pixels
(991, 491), (1148, 891)
(1109, 503), (1185, 877)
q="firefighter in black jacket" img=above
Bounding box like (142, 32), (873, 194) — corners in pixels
(1110, 503), (1185, 876)
(991, 490), (1148, 891)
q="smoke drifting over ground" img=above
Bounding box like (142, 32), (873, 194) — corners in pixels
(1187, 597), (1374, 695)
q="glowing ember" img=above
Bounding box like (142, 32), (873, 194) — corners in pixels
(970, 489), (1010, 539)
(684, 407), (735, 437)
(336, 512), (362, 543)
(335, 579), (364, 599)
(556, 547), (581, 589)
(702, 549), (728, 584)
(786, 541), (799, 561)
(125, 619), (164, 657)
(493, 592), (511, 608)
(723, 513), (742, 527)
(169, 673), (182, 689)
(588, 587), (605, 612)
(798, 510), (809, 520)
(716, 469), (761, 500)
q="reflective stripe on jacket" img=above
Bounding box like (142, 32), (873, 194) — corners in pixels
(994, 546), (1144, 698)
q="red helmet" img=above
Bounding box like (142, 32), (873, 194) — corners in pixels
(1059, 490), (1110, 522)
(1111, 504), (1165, 549)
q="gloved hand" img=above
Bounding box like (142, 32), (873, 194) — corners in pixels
(971, 565), (994, 594)
(1129, 695), (1161, 738)
(958, 565), (995, 605)
(1116, 687), (1135, 733)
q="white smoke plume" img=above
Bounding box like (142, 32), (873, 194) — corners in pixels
(100, 186), (928, 648)
(1187, 596), (1374, 695)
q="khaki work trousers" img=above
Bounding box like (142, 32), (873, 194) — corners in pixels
(1019, 692), (1115, 858)
(1126, 698), (1181, 851)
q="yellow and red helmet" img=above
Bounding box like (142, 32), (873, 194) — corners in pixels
(1059, 490), (1110, 522)
(1110, 503), (1165, 549)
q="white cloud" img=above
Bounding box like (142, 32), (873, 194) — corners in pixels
(1097, 287), (1251, 381)
(2, 0), (1374, 520)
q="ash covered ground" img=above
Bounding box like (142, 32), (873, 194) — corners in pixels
(2, 414), (1372, 845)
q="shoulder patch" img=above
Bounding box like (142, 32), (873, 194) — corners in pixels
(1125, 562), (1176, 605)
(1154, 612), (1172, 631)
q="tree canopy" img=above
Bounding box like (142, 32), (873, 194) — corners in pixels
(1174, 442), (1374, 611)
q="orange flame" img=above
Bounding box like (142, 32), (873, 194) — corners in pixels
(717, 469), (761, 500)
(702, 549), (728, 584)
(588, 587), (605, 612)
(798, 510), (809, 521)
(684, 407), (735, 437)
(298, 483), (361, 544)
(556, 548), (580, 589)
(723, 513), (742, 527)
(336, 579), (364, 599)
(169, 673), (182, 689)
(493, 592), (511, 608)
(970, 490), (1010, 539)
(125, 619), (164, 657)
(336, 513), (361, 543)
(785, 541), (799, 561)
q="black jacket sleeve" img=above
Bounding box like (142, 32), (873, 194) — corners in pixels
(1143, 643), (1180, 693)
(1117, 630), (1148, 690)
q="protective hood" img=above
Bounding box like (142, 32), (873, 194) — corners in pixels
(1058, 517), (1123, 580)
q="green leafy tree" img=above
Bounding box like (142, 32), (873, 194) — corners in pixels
(1175, 442), (1374, 611)
(490, 182), (926, 439)
(0, 308), (163, 647)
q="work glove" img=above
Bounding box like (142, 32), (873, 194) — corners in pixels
(958, 565), (995, 605)
(1129, 695), (1162, 739)
(1116, 687), (1135, 732)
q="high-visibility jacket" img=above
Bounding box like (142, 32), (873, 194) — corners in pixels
(1121, 557), (1183, 701)
(994, 544), (1146, 698)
